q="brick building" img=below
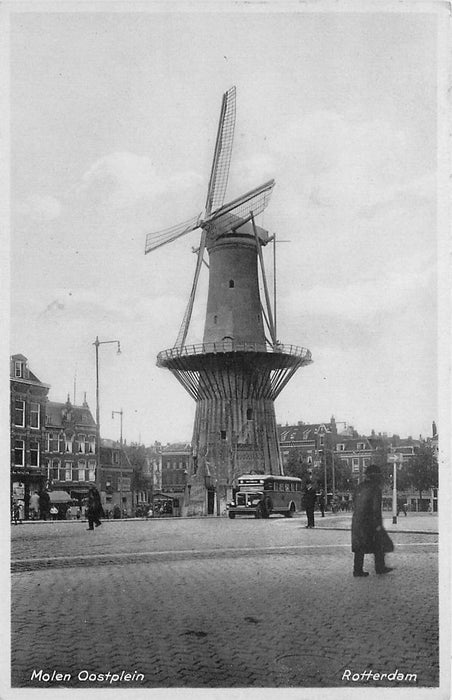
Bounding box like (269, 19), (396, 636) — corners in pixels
(44, 394), (97, 505)
(10, 354), (50, 518)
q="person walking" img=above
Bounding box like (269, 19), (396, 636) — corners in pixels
(39, 489), (50, 521)
(86, 485), (104, 531)
(29, 491), (40, 520)
(351, 463), (394, 577)
(304, 480), (317, 528)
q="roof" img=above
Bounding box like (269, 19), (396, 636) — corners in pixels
(46, 400), (96, 429)
(161, 443), (191, 453)
(278, 423), (333, 443)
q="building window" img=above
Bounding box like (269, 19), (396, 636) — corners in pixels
(64, 435), (73, 453)
(363, 458), (370, 467)
(88, 461), (96, 482)
(30, 402), (40, 429)
(78, 460), (86, 481)
(14, 361), (23, 378)
(47, 433), (60, 452)
(246, 408), (253, 420)
(307, 456), (313, 464)
(357, 442), (365, 450)
(52, 459), (60, 480)
(77, 435), (86, 453)
(14, 439), (25, 466)
(113, 451), (119, 464)
(59, 468), (66, 481)
(87, 435), (96, 454)
(319, 435), (324, 446)
(229, 280), (235, 288)
(336, 444), (345, 452)
(30, 441), (40, 467)
(65, 462), (73, 481)
(14, 399), (25, 427)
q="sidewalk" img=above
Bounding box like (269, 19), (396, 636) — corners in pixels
(315, 511), (438, 535)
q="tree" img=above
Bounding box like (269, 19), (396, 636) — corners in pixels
(285, 449), (311, 481)
(407, 443), (438, 504)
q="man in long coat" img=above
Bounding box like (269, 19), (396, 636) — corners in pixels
(86, 485), (104, 531)
(351, 463), (393, 577)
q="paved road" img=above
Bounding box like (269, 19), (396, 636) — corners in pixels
(10, 515), (439, 690)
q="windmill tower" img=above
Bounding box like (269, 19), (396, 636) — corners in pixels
(145, 87), (312, 515)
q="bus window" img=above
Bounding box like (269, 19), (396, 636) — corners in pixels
(266, 481), (274, 491)
(285, 483), (290, 491)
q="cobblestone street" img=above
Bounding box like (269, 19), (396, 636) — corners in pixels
(10, 514), (440, 691)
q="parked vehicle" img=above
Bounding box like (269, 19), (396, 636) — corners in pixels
(227, 474), (302, 519)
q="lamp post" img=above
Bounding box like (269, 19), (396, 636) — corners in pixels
(112, 409), (124, 517)
(388, 451), (402, 525)
(93, 336), (121, 489)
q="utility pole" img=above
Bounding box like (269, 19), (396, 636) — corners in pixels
(93, 336), (121, 491)
(112, 409), (124, 518)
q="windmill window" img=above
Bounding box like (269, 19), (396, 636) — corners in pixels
(246, 408), (253, 420)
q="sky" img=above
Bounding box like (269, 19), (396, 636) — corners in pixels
(7, 3), (447, 446)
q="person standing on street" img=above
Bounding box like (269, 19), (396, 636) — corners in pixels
(86, 484), (104, 531)
(39, 489), (50, 521)
(29, 491), (40, 520)
(304, 480), (317, 528)
(351, 463), (394, 577)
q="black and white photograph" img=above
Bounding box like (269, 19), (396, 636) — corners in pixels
(3, 1), (450, 698)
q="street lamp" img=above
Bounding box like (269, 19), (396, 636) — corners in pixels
(93, 336), (121, 488)
(388, 451), (402, 525)
(112, 409), (124, 518)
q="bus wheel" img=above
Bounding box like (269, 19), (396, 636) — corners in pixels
(285, 503), (296, 518)
(228, 512), (236, 519)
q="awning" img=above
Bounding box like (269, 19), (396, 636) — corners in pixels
(49, 491), (72, 503)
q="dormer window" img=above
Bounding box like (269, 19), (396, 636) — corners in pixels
(14, 361), (24, 378)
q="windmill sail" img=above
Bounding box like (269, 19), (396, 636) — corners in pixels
(205, 86), (236, 216)
(144, 212), (202, 254)
(208, 179), (275, 233)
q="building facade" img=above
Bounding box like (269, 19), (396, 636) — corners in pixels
(99, 439), (133, 516)
(10, 355), (50, 519)
(44, 395), (98, 505)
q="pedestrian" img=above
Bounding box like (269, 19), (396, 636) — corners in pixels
(351, 464), (394, 577)
(50, 505), (58, 521)
(397, 500), (407, 517)
(39, 489), (50, 521)
(318, 490), (325, 517)
(12, 501), (20, 525)
(303, 480), (317, 528)
(66, 505), (72, 520)
(86, 484), (104, 531)
(29, 491), (40, 520)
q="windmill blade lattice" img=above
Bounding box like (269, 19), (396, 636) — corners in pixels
(144, 212), (202, 254)
(205, 86), (236, 216)
(209, 179), (275, 233)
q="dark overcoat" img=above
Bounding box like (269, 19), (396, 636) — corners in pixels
(87, 487), (105, 519)
(351, 479), (382, 553)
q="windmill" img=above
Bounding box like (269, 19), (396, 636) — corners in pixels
(145, 86), (275, 349)
(145, 87), (312, 516)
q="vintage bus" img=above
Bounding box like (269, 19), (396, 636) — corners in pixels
(227, 474), (303, 519)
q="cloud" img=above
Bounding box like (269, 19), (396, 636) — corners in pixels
(20, 194), (62, 221)
(76, 151), (202, 210)
(288, 253), (435, 323)
(270, 110), (419, 213)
